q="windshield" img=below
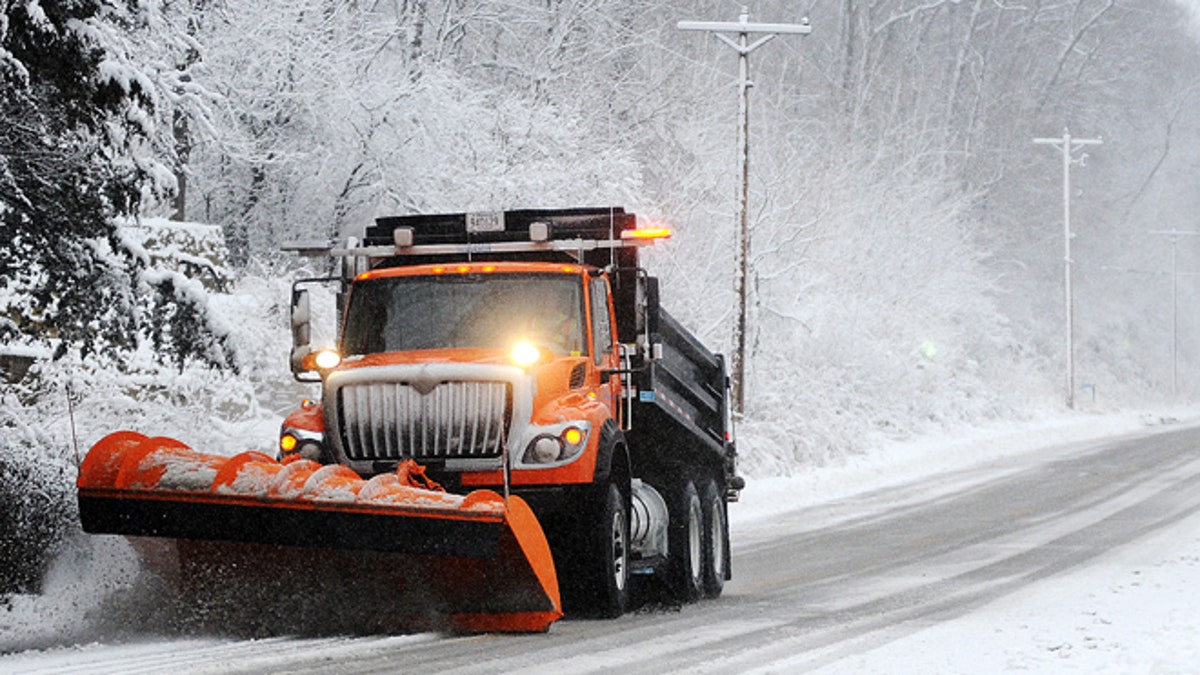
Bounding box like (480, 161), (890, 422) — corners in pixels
(342, 273), (586, 357)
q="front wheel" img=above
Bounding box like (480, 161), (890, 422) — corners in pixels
(548, 481), (630, 618)
(593, 481), (631, 617)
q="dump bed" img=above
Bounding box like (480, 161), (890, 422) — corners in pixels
(628, 303), (731, 474)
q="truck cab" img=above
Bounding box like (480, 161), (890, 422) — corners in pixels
(292, 261), (622, 488)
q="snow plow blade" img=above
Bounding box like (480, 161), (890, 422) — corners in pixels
(75, 431), (561, 633)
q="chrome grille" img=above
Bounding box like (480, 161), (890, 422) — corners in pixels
(337, 380), (511, 461)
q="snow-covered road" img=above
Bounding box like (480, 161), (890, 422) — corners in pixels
(4, 412), (1199, 673)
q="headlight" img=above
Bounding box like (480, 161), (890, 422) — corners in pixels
(279, 427), (325, 462)
(562, 426), (584, 445)
(280, 433), (298, 453)
(296, 440), (323, 461)
(314, 348), (341, 370)
(520, 423), (590, 466)
(511, 340), (543, 367)
(529, 435), (564, 463)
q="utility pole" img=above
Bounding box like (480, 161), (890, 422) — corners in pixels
(1148, 229), (1200, 398)
(1033, 128), (1102, 409)
(678, 9), (810, 415)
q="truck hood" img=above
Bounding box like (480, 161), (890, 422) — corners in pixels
(337, 348), (513, 369)
(331, 349), (591, 421)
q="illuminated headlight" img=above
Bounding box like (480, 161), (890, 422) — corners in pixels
(511, 341), (543, 368)
(520, 423), (590, 466)
(279, 427), (325, 461)
(314, 348), (341, 370)
(280, 433), (298, 453)
(562, 426), (584, 446)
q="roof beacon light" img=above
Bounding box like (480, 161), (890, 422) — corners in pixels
(620, 227), (673, 241)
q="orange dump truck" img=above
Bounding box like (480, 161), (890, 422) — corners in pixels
(77, 207), (742, 632)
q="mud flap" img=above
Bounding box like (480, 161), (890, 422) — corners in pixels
(76, 431), (561, 633)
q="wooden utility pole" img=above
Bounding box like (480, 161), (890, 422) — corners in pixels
(678, 10), (810, 415)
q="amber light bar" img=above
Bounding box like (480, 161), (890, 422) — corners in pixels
(619, 227), (673, 241)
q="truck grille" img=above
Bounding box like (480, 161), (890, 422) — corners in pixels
(337, 381), (512, 461)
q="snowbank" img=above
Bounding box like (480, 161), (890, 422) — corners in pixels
(731, 411), (1180, 529)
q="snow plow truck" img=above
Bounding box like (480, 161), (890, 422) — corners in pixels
(76, 207), (742, 633)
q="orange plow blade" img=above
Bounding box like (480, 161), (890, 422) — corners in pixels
(76, 431), (561, 633)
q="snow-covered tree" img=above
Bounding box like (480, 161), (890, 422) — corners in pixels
(0, 0), (238, 596)
(0, 0), (233, 368)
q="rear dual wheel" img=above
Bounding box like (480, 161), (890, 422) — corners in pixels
(700, 477), (727, 598)
(668, 476), (728, 602)
(668, 479), (704, 602)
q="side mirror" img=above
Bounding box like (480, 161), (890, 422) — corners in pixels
(290, 288), (312, 374)
(643, 276), (660, 359)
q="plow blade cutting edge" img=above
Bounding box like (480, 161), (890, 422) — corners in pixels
(76, 431), (562, 633)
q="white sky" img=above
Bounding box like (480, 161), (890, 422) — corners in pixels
(1177, 0), (1200, 38)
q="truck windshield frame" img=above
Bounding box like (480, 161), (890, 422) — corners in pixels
(342, 273), (588, 357)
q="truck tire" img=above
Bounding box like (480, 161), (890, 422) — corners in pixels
(592, 481), (631, 618)
(667, 479), (704, 603)
(551, 481), (629, 618)
(700, 477), (728, 598)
